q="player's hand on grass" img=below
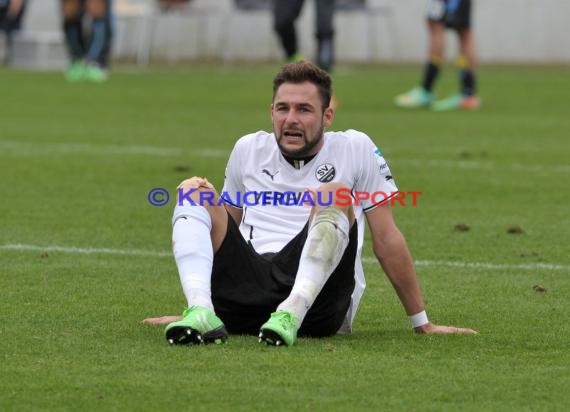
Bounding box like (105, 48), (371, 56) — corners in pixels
(142, 315), (182, 325)
(414, 322), (478, 335)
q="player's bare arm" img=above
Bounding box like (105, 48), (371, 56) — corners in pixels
(365, 204), (477, 335)
(224, 203), (243, 226)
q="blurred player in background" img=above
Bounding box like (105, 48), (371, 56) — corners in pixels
(0, 0), (27, 65)
(60, 0), (113, 82)
(273, 0), (335, 72)
(395, 0), (480, 111)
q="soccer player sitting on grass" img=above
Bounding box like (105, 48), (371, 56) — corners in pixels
(144, 61), (477, 346)
(395, 0), (481, 111)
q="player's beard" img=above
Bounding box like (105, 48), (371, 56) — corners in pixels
(276, 124), (325, 159)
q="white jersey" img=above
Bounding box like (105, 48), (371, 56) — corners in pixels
(222, 129), (398, 332)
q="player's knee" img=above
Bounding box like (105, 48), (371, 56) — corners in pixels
(177, 176), (215, 191)
(86, 0), (108, 17)
(176, 176), (218, 205)
(315, 181), (348, 203)
(313, 182), (354, 221)
(307, 208), (350, 258)
(62, 0), (81, 19)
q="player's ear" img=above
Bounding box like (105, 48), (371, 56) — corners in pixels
(270, 103), (274, 119)
(323, 106), (334, 127)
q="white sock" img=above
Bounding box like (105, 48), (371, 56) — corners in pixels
(277, 208), (350, 328)
(172, 205), (214, 311)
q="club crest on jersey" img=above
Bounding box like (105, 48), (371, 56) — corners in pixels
(315, 163), (336, 183)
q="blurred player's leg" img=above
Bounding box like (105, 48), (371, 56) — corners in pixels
(84, 0), (113, 82)
(433, 0), (480, 111)
(421, 21), (445, 94)
(394, 7), (446, 108)
(273, 0), (305, 62)
(62, 0), (85, 81)
(432, 48), (480, 111)
(1, 0), (27, 65)
(315, 0), (335, 72)
(457, 27), (480, 109)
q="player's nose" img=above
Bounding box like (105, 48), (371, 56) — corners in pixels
(284, 109), (299, 124)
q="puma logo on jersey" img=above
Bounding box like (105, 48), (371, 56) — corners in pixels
(262, 169), (279, 180)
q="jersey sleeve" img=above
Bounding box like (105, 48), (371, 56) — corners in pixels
(221, 136), (248, 208)
(350, 130), (398, 212)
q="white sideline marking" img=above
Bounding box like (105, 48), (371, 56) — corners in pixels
(362, 257), (569, 271)
(0, 243), (171, 258)
(1, 243), (567, 271)
(0, 141), (228, 158)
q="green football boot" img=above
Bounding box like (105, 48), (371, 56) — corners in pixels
(165, 306), (228, 345)
(432, 94), (481, 111)
(84, 64), (108, 83)
(65, 61), (85, 82)
(259, 310), (298, 347)
(394, 86), (434, 109)
(288, 52), (304, 63)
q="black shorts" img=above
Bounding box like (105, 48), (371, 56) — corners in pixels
(211, 213), (358, 337)
(427, 0), (472, 30)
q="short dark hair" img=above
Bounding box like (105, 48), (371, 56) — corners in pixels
(272, 61), (332, 110)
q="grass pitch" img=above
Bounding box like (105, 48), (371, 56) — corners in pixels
(1, 64), (569, 411)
